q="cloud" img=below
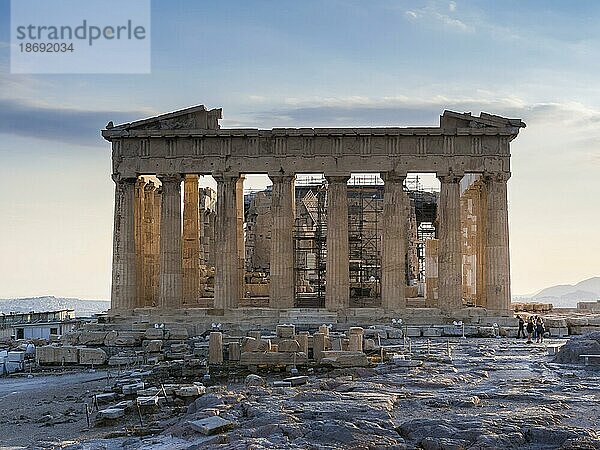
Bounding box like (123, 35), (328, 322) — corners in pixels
(404, 2), (473, 33)
(0, 97), (152, 146)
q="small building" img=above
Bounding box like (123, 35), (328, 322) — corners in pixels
(0, 310), (79, 340)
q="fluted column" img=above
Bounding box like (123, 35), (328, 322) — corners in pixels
(325, 175), (350, 311)
(269, 174), (296, 308)
(182, 174), (200, 306)
(214, 174), (241, 309)
(236, 176), (246, 299)
(142, 180), (159, 307)
(437, 172), (463, 311)
(381, 172), (407, 310)
(111, 175), (137, 312)
(484, 172), (511, 312)
(134, 178), (145, 307)
(158, 174), (184, 309)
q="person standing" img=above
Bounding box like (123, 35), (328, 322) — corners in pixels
(517, 315), (525, 339)
(536, 317), (545, 343)
(526, 317), (534, 344)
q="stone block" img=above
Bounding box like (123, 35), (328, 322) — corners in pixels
(166, 328), (189, 340)
(57, 346), (79, 364)
(245, 374), (266, 387)
(320, 350), (369, 368)
(137, 396), (159, 407)
(97, 408), (125, 419)
(240, 351), (307, 367)
(276, 324), (295, 339)
(549, 327), (569, 338)
(478, 326), (497, 338)
(348, 327), (364, 335)
(242, 337), (271, 353)
(122, 382), (145, 395)
(209, 332), (223, 364)
(567, 317), (589, 326)
(273, 381), (292, 387)
(144, 328), (164, 340)
(171, 343), (190, 354)
(297, 334), (309, 354)
(103, 330), (119, 346)
(283, 375), (308, 386)
(349, 334), (363, 352)
(544, 317), (568, 328)
(422, 327), (442, 337)
(228, 342), (241, 361)
(78, 348), (107, 365)
(278, 339), (301, 353)
(78, 331), (107, 346)
(175, 385), (206, 398)
(142, 339), (163, 353)
(114, 332), (142, 347)
(189, 416), (234, 435)
(8, 351), (25, 362)
(363, 338), (378, 351)
(406, 327), (422, 337)
(95, 393), (117, 404)
(36, 346), (58, 365)
(248, 330), (262, 340)
(60, 332), (80, 346)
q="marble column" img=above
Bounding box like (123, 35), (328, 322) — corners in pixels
(214, 174), (240, 309)
(236, 176), (246, 299)
(158, 174), (184, 309)
(437, 172), (463, 311)
(325, 175), (350, 311)
(142, 180), (159, 307)
(182, 174), (200, 306)
(484, 172), (511, 312)
(111, 175), (137, 311)
(268, 174), (296, 308)
(152, 187), (162, 306)
(134, 178), (146, 307)
(381, 172), (407, 310)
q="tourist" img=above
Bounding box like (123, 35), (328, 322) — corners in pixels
(532, 315), (538, 341)
(517, 315), (525, 338)
(536, 318), (545, 343)
(526, 317), (534, 344)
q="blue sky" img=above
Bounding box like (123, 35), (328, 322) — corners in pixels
(1, 0), (599, 299)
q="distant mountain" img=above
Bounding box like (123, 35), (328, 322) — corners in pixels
(514, 277), (600, 308)
(0, 296), (109, 317)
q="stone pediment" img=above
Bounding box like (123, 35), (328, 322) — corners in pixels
(441, 110), (526, 130)
(106, 105), (222, 132)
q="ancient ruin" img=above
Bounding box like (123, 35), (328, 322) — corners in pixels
(102, 105), (525, 329)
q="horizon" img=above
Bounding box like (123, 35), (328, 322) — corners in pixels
(1, 0), (600, 298)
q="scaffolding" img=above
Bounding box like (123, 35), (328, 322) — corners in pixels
(293, 182), (327, 308)
(347, 178), (383, 307)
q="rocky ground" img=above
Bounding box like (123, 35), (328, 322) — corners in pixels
(1, 337), (599, 450)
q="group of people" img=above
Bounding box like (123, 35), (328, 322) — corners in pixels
(517, 315), (546, 343)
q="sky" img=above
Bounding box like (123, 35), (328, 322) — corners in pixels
(1, 0), (599, 299)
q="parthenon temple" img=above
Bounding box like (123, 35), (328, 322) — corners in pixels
(102, 105), (525, 328)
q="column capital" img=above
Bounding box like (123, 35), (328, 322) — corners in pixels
(437, 171), (464, 184)
(268, 173), (296, 183)
(381, 171), (407, 183)
(157, 173), (184, 183)
(483, 171), (511, 183)
(324, 174), (350, 183)
(212, 172), (240, 182)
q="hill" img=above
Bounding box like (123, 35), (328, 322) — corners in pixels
(0, 296), (109, 317)
(514, 277), (600, 308)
